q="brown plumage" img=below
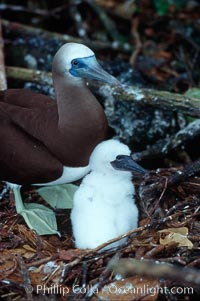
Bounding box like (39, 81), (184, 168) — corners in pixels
(0, 43), (119, 185)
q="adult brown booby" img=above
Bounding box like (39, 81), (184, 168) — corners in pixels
(0, 43), (120, 206)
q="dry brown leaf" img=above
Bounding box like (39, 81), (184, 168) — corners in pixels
(92, 276), (160, 301)
(31, 264), (45, 274)
(159, 227), (193, 249)
(5, 248), (26, 256)
(59, 249), (86, 261)
(0, 255), (16, 271)
(22, 244), (36, 252)
(0, 255), (18, 281)
(23, 251), (35, 259)
(29, 271), (45, 286)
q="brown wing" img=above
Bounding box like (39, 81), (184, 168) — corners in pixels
(0, 90), (76, 166)
(0, 90), (63, 184)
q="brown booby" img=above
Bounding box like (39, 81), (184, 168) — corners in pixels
(0, 43), (120, 215)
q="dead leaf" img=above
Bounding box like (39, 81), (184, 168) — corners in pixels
(59, 249), (86, 261)
(23, 251), (35, 259)
(0, 255), (18, 281)
(159, 227), (193, 249)
(6, 248), (26, 256)
(22, 244), (36, 252)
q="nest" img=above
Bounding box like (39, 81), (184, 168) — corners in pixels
(0, 165), (200, 301)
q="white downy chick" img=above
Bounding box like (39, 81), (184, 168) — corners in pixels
(71, 139), (139, 250)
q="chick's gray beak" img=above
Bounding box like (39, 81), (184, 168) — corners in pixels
(76, 56), (121, 86)
(111, 155), (147, 174)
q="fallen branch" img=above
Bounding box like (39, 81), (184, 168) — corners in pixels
(109, 258), (200, 286)
(6, 66), (52, 85)
(6, 66), (200, 118)
(2, 19), (132, 53)
(112, 86), (200, 117)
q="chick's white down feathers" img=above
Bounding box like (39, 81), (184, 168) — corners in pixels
(71, 139), (138, 250)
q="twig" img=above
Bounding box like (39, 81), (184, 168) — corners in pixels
(0, 18), (7, 90)
(130, 17), (142, 66)
(44, 265), (61, 285)
(17, 255), (33, 301)
(148, 176), (168, 216)
(168, 158), (200, 186)
(138, 167), (200, 210)
(25, 254), (58, 268)
(108, 258), (200, 286)
(165, 198), (200, 217)
(188, 258), (200, 267)
(2, 19), (132, 53)
(86, 0), (121, 41)
(86, 264), (113, 298)
(143, 245), (166, 259)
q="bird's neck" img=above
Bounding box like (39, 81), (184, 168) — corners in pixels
(52, 75), (108, 166)
(53, 76), (97, 127)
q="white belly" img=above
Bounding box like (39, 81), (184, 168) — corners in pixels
(7, 165), (90, 187)
(35, 164), (90, 186)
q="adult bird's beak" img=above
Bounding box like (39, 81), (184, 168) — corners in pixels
(75, 56), (121, 86)
(111, 155), (147, 175)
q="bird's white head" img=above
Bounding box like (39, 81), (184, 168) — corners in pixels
(52, 42), (120, 86)
(89, 139), (131, 174)
(53, 43), (94, 74)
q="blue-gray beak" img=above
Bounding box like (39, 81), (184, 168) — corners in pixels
(70, 56), (121, 86)
(111, 155), (147, 175)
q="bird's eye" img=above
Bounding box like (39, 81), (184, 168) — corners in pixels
(116, 155), (124, 161)
(72, 59), (79, 67)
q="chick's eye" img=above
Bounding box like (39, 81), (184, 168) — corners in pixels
(116, 155), (124, 161)
(72, 59), (79, 67)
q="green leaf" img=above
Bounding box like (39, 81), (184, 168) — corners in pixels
(37, 184), (78, 209)
(13, 186), (59, 236)
(22, 203), (59, 236)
